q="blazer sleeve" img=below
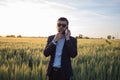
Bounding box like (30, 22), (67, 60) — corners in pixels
(65, 37), (77, 58)
(43, 36), (56, 57)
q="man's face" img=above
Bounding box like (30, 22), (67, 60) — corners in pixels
(57, 20), (68, 33)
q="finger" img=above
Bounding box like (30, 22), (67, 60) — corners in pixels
(67, 29), (70, 32)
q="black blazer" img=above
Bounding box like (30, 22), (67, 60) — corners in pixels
(44, 35), (77, 78)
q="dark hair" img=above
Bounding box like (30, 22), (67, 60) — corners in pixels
(57, 17), (69, 25)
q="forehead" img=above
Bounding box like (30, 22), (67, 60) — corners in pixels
(57, 20), (67, 24)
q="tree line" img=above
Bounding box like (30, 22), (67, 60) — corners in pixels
(0, 34), (117, 39)
(76, 34), (116, 39)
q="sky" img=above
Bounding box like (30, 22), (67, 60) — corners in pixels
(0, 0), (120, 39)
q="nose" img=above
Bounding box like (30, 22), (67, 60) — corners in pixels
(58, 25), (63, 28)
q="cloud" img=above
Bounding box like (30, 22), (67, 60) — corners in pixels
(112, 0), (120, 2)
(0, 0), (76, 10)
(0, 2), (6, 6)
(0, 0), (120, 38)
(42, 0), (76, 10)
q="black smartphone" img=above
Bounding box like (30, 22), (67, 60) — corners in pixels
(62, 31), (65, 35)
(62, 27), (68, 35)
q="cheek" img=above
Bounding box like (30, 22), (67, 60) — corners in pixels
(57, 27), (60, 32)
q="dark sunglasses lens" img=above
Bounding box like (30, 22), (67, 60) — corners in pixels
(57, 23), (66, 27)
(62, 24), (66, 27)
(57, 23), (61, 27)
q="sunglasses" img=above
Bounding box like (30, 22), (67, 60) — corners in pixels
(57, 23), (67, 28)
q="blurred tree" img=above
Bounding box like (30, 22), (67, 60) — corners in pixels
(107, 35), (111, 39)
(112, 36), (115, 39)
(6, 35), (15, 37)
(17, 35), (22, 38)
(78, 34), (83, 39)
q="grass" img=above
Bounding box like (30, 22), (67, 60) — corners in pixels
(0, 37), (120, 80)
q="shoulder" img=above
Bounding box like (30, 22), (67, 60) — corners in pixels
(70, 36), (77, 41)
(69, 36), (77, 43)
(48, 35), (55, 39)
(47, 35), (55, 41)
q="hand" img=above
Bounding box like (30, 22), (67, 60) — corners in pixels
(53, 32), (64, 41)
(65, 29), (71, 40)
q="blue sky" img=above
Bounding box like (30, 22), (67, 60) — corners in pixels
(0, 0), (120, 39)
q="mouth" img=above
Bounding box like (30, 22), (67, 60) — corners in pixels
(58, 29), (62, 32)
(58, 29), (64, 33)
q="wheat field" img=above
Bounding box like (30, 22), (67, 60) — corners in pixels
(0, 37), (120, 80)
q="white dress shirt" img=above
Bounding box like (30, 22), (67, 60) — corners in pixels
(52, 37), (65, 68)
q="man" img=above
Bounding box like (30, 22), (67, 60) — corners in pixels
(43, 17), (77, 80)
